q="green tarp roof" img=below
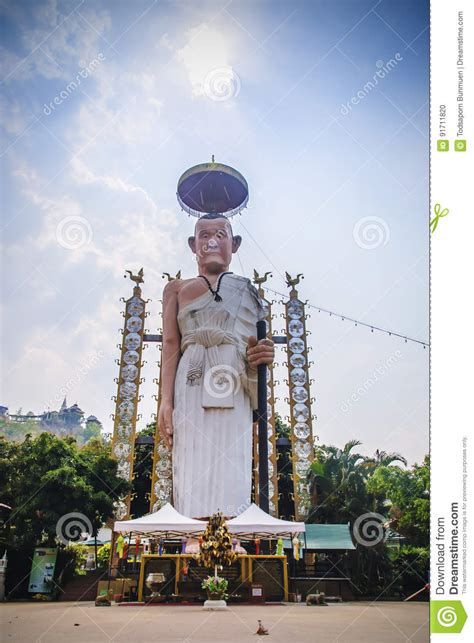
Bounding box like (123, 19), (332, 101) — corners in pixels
(283, 524), (355, 550)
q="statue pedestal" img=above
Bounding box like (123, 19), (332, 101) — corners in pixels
(203, 599), (228, 611)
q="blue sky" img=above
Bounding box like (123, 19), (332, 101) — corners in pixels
(0, 0), (429, 464)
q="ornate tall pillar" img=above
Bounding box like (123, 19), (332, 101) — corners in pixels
(149, 272), (180, 511)
(283, 273), (316, 520)
(111, 269), (147, 520)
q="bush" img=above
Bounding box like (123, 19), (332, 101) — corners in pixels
(349, 544), (394, 597)
(389, 546), (429, 598)
(55, 543), (89, 589)
(96, 543), (111, 570)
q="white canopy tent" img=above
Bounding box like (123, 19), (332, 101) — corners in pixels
(114, 502), (305, 539)
(227, 503), (306, 538)
(114, 502), (206, 537)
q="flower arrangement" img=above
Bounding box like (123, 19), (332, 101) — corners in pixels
(196, 512), (237, 571)
(197, 512), (236, 604)
(201, 575), (229, 600)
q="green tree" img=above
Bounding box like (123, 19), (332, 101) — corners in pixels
(389, 545), (429, 596)
(130, 422), (155, 517)
(363, 449), (407, 471)
(274, 413), (290, 438)
(307, 441), (411, 525)
(0, 433), (131, 549)
(307, 440), (370, 523)
(0, 418), (43, 442)
(76, 421), (102, 445)
(96, 543), (111, 570)
(366, 456), (429, 546)
(306, 440), (426, 596)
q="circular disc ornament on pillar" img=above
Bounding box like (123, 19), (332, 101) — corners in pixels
(177, 158), (249, 217)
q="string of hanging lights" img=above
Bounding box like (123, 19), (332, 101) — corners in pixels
(262, 286), (429, 349)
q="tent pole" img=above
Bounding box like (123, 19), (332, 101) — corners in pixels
(121, 532), (131, 599)
(94, 533), (98, 570)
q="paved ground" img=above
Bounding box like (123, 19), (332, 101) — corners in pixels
(1, 601), (429, 642)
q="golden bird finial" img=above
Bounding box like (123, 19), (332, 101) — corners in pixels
(124, 268), (144, 296)
(162, 271), (181, 282)
(124, 267), (144, 285)
(253, 269), (272, 285)
(253, 270), (272, 296)
(285, 272), (303, 299)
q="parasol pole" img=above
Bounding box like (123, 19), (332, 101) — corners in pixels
(256, 320), (269, 515)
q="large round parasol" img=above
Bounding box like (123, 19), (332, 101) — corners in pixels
(177, 158), (249, 218)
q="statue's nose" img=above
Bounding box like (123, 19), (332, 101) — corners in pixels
(208, 238), (218, 248)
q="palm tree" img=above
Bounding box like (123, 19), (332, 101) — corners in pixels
(364, 449), (407, 468)
(307, 440), (368, 524)
(306, 440), (413, 596)
(307, 442), (406, 524)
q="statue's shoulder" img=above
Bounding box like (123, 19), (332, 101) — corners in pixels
(225, 273), (266, 318)
(227, 273), (257, 297)
(163, 278), (186, 296)
(228, 273), (251, 286)
(229, 273), (262, 299)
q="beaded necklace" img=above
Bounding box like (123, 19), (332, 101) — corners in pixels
(197, 271), (233, 302)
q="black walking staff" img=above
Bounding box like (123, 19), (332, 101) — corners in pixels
(256, 319), (269, 514)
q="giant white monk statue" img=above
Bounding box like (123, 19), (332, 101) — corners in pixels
(158, 213), (275, 518)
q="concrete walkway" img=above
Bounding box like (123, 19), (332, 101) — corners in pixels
(1, 601), (429, 642)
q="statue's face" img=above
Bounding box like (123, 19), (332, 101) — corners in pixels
(189, 217), (241, 272)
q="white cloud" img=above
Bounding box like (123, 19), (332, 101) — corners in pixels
(70, 156), (159, 220)
(11, 155), (180, 275)
(0, 2), (111, 81)
(168, 22), (234, 98)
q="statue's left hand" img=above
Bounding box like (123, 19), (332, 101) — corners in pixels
(247, 336), (275, 368)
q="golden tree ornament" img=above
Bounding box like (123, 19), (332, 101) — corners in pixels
(197, 512), (237, 578)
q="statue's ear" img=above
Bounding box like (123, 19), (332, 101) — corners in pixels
(232, 235), (242, 253)
(188, 236), (196, 253)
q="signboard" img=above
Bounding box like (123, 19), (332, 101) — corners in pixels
(28, 548), (58, 594)
(250, 583), (265, 603)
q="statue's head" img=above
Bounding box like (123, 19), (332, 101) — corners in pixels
(188, 213), (242, 273)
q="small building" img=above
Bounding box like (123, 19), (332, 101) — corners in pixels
(284, 524), (356, 600)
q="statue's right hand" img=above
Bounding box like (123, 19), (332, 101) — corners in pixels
(158, 402), (174, 449)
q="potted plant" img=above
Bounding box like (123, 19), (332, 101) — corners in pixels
(201, 575), (229, 601)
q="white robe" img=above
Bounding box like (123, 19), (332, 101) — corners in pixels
(172, 273), (266, 518)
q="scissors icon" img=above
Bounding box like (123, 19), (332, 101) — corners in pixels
(430, 203), (449, 233)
